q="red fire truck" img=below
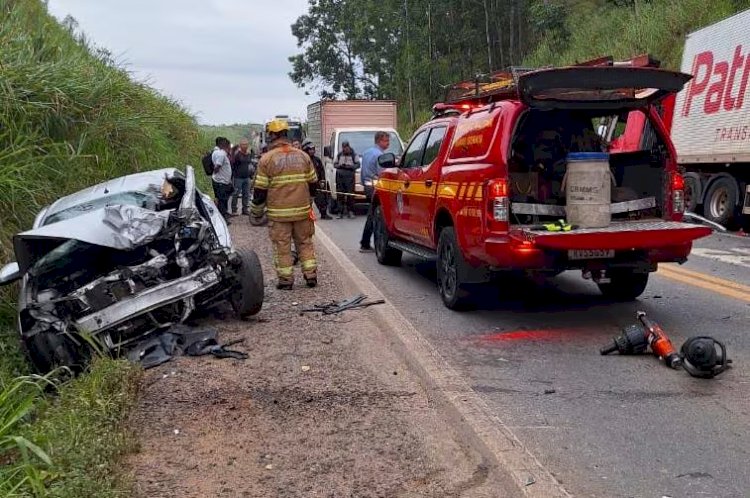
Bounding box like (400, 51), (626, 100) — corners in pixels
(372, 59), (713, 309)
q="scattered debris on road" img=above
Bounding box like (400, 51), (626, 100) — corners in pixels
(127, 324), (248, 368)
(300, 294), (385, 315)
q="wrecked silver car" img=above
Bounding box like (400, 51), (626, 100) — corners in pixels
(0, 166), (263, 373)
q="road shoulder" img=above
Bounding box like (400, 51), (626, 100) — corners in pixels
(127, 221), (508, 497)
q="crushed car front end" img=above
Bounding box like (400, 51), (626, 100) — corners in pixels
(4, 166), (262, 372)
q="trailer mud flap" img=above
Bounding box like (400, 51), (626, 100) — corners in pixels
(510, 221), (712, 250)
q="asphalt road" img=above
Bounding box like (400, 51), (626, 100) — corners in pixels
(319, 216), (750, 498)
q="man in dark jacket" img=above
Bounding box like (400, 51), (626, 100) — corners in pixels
(334, 141), (358, 219)
(231, 138), (254, 215)
(302, 140), (331, 220)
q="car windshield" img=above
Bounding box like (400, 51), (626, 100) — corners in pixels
(43, 191), (156, 226)
(338, 131), (403, 156)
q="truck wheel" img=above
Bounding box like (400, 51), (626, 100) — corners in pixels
(704, 176), (739, 226)
(373, 205), (402, 266)
(231, 248), (264, 318)
(683, 173), (702, 212)
(437, 227), (473, 310)
(597, 270), (649, 301)
(24, 331), (84, 374)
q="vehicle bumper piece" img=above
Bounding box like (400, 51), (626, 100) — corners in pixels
(75, 266), (221, 334)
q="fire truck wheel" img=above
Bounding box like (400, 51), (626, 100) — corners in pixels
(597, 270), (649, 301)
(373, 205), (402, 266)
(437, 227), (473, 310)
(704, 176), (739, 226)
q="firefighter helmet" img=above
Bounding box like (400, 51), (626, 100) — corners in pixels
(266, 119), (290, 134)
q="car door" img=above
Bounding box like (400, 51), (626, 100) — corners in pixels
(401, 125), (448, 246)
(393, 129), (429, 235)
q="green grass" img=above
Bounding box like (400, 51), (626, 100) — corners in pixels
(201, 123), (262, 150)
(525, 0), (750, 70)
(0, 0), (207, 495)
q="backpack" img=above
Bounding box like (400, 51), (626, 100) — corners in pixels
(201, 151), (214, 176)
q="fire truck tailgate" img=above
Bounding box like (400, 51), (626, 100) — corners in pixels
(510, 220), (712, 250)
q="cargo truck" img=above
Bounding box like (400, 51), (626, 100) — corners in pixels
(306, 100), (404, 212)
(605, 10), (750, 228)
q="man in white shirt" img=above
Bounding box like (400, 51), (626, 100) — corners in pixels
(212, 137), (234, 222)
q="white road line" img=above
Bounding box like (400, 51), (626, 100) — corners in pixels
(315, 226), (571, 498)
(691, 248), (750, 269)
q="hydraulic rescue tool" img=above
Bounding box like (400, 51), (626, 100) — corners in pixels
(599, 324), (649, 355)
(680, 336), (732, 378)
(600, 312), (682, 369)
(637, 311), (682, 369)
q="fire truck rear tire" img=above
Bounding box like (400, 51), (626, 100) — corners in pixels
(373, 205), (402, 266)
(437, 227), (473, 310)
(597, 270), (649, 301)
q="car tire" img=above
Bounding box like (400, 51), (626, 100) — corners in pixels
(231, 248), (264, 318)
(24, 331), (83, 374)
(704, 176), (739, 226)
(597, 270), (649, 301)
(437, 227), (473, 310)
(373, 205), (402, 266)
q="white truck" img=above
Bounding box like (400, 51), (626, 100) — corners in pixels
(671, 9), (750, 227)
(306, 100), (404, 212)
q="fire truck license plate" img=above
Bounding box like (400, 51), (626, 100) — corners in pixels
(568, 249), (615, 260)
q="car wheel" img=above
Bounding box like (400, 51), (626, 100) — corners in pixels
(704, 176), (739, 226)
(597, 270), (649, 301)
(24, 331), (84, 374)
(373, 205), (402, 266)
(437, 227), (473, 310)
(231, 248), (264, 318)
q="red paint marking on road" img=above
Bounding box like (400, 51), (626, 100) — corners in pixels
(474, 329), (574, 343)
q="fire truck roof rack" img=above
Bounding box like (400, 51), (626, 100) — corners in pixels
(442, 53), (660, 106)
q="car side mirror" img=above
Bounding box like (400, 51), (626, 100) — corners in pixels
(0, 262), (21, 286)
(323, 146), (332, 159)
(377, 153), (396, 169)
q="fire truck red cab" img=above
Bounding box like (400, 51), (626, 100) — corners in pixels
(372, 58), (712, 309)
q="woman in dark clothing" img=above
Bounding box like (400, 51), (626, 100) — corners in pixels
(334, 141), (359, 219)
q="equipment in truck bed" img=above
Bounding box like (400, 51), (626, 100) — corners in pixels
(443, 55), (662, 105)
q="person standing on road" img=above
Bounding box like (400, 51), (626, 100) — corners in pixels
(303, 139), (332, 220)
(292, 139), (302, 149)
(334, 141), (358, 219)
(359, 131), (391, 252)
(231, 138), (254, 215)
(212, 136), (234, 223)
(249, 119), (319, 290)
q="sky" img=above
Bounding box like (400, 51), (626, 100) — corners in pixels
(46, 0), (311, 125)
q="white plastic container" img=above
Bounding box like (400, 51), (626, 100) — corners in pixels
(564, 152), (613, 228)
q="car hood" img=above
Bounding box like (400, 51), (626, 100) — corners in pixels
(14, 204), (170, 274)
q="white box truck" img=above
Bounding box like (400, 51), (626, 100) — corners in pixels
(671, 9), (750, 226)
(306, 100), (404, 212)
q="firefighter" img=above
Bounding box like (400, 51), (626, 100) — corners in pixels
(249, 119), (319, 290)
(302, 139), (332, 220)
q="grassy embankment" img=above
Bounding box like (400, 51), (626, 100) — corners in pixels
(200, 123), (261, 145)
(525, 0), (748, 69)
(0, 0), (206, 495)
